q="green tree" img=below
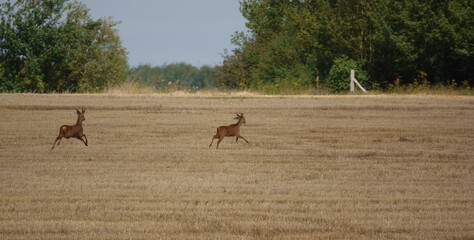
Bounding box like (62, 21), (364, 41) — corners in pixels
(216, 1), (319, 92)
(0, 0), (128, 92)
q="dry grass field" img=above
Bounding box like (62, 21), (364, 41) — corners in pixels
(0, 93), (473, 239)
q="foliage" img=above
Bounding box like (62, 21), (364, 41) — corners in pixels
(387, 71), (473, 95)
(128, 63), (217, 91)
(217, 0), (473, 92)
(0, 0), (128, 92)
(328, 56), (367, 92)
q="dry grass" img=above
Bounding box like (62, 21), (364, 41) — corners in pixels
(0, 93), (473, 239)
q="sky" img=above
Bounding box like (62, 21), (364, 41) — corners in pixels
(78, 0), (248, 67)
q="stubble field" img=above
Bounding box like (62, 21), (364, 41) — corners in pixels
(0, 93), (473, 239)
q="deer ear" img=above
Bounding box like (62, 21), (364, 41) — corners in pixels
(76, 109), (81, 115)
(82, 109), (86, 113)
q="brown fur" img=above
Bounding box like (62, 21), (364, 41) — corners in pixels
(209, 113), (249, 149)
(51, 109), (88, 150)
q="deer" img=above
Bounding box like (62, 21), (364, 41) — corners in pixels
(51, 109), (88, 150)
(209, 113), (249, 149)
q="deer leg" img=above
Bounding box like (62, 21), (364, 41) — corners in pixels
(83, 134), (88, 146)
(236, 137), (238, 142)
(235, 133), (249, 144)
(51, 136), (61, 150)
(216, 136), (224, 149)
(76, 136), (87, 146)
(239, 136), (249, 144)
(209, 135), (218, 148)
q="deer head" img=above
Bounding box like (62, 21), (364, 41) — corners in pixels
(76, 109), (86, 122)
(234, 113), (246, 124)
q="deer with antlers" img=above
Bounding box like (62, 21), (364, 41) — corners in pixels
(51, 109), (88, 150)
(209, 113), (249, 149)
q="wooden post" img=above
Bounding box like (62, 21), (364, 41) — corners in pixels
(350, 69), (367, 93)
(316, 73), (320, 89)
(350, 69), (355, 92)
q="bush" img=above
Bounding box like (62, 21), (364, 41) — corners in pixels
(328, 56), (368, 92)
(249, 66), (315, 95)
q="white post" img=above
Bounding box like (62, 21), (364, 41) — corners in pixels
(350, 69), (355, 92)
(350, 69), (367, 93)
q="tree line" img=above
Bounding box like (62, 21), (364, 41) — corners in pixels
(216, 0), (473, 92)
(128, 63), (217, 90)
(1, 0), (472, 93)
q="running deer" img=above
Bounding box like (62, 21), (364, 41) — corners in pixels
(209, 113), (249, 149)
(51, 109), (88, 150)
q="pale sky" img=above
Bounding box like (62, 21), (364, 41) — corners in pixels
(78, 0), (248, 67)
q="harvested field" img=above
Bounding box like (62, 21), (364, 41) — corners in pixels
(0, 93), (473, 239)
